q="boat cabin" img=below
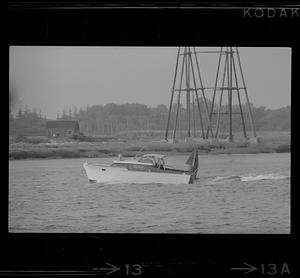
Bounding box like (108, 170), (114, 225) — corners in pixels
(111, 154), (166, 171)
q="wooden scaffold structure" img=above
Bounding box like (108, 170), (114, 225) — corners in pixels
(164, 46), (213, 142)
(165, 47), (258, 143)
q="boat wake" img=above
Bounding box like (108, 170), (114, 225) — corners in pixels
(211, 173), (290, 183)
(240, 174), (290, 182)
(86, 173), (290, 186)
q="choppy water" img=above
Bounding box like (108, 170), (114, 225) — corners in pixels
(9, 153), (290, 233)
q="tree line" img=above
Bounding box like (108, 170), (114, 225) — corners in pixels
(9, 105), (48, 136)
(9, 102), (290, 137)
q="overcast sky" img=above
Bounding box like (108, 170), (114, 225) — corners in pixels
(9, 46), (291, 119)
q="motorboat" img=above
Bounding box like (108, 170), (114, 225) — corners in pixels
(83, 148), (199, 184)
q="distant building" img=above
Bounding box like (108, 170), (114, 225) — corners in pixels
(46, 120), (80, 139)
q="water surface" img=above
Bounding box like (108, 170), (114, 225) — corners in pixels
(9, 153), (290, 233)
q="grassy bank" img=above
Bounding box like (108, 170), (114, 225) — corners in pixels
(9, 131), (290, 160)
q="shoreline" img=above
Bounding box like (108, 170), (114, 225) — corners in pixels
(8, 151), (291, 161)
(9, 142), (290, 161)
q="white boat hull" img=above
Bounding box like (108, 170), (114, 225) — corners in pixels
(83, 162), (192, 184)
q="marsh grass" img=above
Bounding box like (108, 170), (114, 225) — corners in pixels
(9, 131), (290, 160)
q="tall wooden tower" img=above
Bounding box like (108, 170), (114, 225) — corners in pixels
(164, 47), (258, 143)
(206, 47), (257, 142)
(164, 47), (213, 142)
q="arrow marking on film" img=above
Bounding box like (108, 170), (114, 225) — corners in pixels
(93, 263), (120, 275)
(230, 262), (257, 275)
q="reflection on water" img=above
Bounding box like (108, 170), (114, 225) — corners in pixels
(9, 153), (290, 233)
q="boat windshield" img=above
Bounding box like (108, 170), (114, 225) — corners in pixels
(137, 156), (156, 165)
(138, 155), (166, 167)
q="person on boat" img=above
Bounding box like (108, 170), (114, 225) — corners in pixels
(157, 158), (165, 169)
